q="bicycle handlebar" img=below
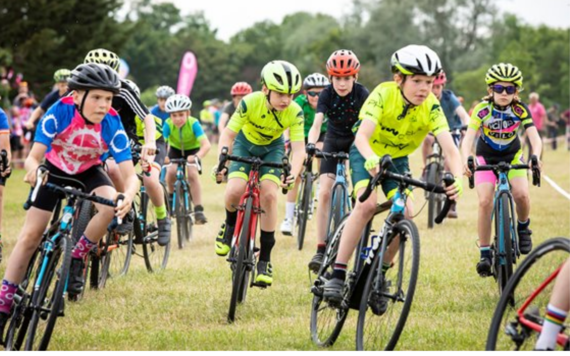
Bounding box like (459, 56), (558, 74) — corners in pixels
(467, 155), (541, 189)
(359, 155), (455, 224)
(217, 146), (291, 194)
(169, 157), (202, 175)
(313, 149), (350, 161)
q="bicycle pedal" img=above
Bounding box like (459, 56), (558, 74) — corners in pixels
(252, 282), (268, 289)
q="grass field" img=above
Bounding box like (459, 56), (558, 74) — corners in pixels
(1, 147), (569, 350)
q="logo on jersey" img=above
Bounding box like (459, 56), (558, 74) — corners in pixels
(110, 130), (129, 153)
(41, 114), (58, 139)
(478, 107), (490, 119)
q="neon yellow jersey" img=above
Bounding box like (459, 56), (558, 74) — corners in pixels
(357, 81), (449, 158)
(135, 114), (163, 144)
(227, 91), (304, 145)
(200, 109), (214, 124)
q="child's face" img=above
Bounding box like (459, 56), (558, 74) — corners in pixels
(171, 110), (190, 126)
(396, 74), (434, 106)
(331, 76), (355, 97)
(262, 86), (293, 111)
(232, 95), (245, 107)
(157, 98), (167, 111)
(74, 89), (114, 123)
(488, 81), (517, 107)
(431, 84), (444, 100)
(56, 81), (68, 94)
(305, 88), (323, 109)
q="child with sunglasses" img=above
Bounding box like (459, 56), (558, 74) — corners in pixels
(280, 73), (329, 235)
(306, 50), (369, 272)
(462, 63), (542, 277)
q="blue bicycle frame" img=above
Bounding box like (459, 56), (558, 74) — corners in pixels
(324, 155), (352, 240)
(492, 171), (519, 266)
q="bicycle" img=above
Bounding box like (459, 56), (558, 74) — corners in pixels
(131, 145), (171, 273)
(168, 156), (202, 249)
(292, 153), (317, 250)
(486, 237), (570, 350)
(215, 146), (290, 323)
(467, 155), (540, 293)
(310, 155), (454, 350)
(424, 126), (464, 228)
(307, 150), (352, 273)
(4, 167), (120, 350)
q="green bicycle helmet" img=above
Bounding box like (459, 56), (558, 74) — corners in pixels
(53, 69), (71, 83)
(261, 60), (302, 94)
(84, 48), (120, 72)
(485, 63), (523, 88)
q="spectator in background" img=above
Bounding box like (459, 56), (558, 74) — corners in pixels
(562, 108), (570, 151)
(12, 82), (35, 107)
(545, 104), (560, 150)
(9, 105), (23, 169)
(526, 92), (547, 157)
(211, 98), (222, 144)
(200, 100), (215, 141)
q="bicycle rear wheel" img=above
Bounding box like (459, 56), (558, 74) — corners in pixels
(25, 234), (72, 350)
(228, 197), (253, 323)
(495, 194), (514, 294)
(326, 184), (346, 243)
(296, 172), (312, 250)
(99, 229), (134, 287)
(142, 183), (171, 272)
(310, 214), (350, 347)
(486, 238), (570, 350)
(68, 199), (94, 301)
(356, 219), (420, 351)
(426, 162), (442, 229)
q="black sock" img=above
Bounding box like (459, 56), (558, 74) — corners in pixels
(226, 209), (237, 227)
(259, 230), (275, 262)
(517, 218), (530, 230)
(331, 262), (347, 281)
(195, 205), (204, 212)
(317, 243), (326, 254)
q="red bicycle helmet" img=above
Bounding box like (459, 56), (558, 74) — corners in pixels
(326, 49), (360, 77)
(230, 82), (253, 96)
(434, 70), (447, 85)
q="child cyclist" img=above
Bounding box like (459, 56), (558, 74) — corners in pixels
(218, 82), (253, 132)
(322, 45), (463, 302)
(306, 50), (370, 273)
(0, 107), (11, 261)
(214, 60), (305, 286)
(462, 63), (542, 277)
(280, 73), (329, 235)
(151, 85), (176, 126)
(163, 94), (211, 224)
(0, 63), (139, 336)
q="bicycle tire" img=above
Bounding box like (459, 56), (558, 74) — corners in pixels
(142, 183), (171, 272)
(5, 249), (41, 350)
(495, 193), (514, 294)
(486, 238), (570, 350)
(184, 182), (193, 242)
(228, 197), (253, 323)
(99, 228), (134, 288)
(68, 200), (95, 302)
(297, 172), (313, 250)
(310, 214), (350, 347)
(174, 181), (188, 249)
(356, 219), (420, 351)
(25, 234), (72, 350)
(426, 162), (441, 229)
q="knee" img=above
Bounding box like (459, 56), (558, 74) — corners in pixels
(226, 187), (243, 203)
(18, 230), (43, 253)
(479, 196), (494, 210)
(512, 189), (529, 204)
(260, 189), (277, 207)
(355, 198), (376, 218)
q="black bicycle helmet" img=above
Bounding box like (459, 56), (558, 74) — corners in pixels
(68, 63), (121, 94)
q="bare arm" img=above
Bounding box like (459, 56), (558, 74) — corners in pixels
(27, 106), (45, 129)
(525, 126), (543, 162)
(24, 143), (48, 186)
(218, 127), (238, 157)
(455, 105), (470, 126)
(218, 113), (230, 133)
(307, 113), (324, 145)
(195, 137), (211, 160)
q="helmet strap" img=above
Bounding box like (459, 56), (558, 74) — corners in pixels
(397, 75), (416, 107)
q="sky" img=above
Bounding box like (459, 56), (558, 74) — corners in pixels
(130, 0), (570, 42)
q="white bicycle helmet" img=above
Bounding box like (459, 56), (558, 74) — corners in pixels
(156, 85), (175, 99)
(391, 45), (442, 76)
(165, 94), (192, 113)
(303, 73), (330, 89)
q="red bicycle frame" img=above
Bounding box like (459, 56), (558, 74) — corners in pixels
(517, 262), (569, 347)
(231, 169), (261, 255)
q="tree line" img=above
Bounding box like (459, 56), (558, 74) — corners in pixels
(1, 0), (568, 111)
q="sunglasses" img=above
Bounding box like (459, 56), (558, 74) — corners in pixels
(307, 91), (321, 97)
(492, 84), (517, 95)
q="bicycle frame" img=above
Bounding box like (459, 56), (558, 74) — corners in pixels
(324, 155), (352, 240)
(515, 263), (569, 347)
(170, 161), (191, 214)
(231, 168), (260, 258)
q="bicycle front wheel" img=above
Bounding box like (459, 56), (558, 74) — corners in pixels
(142, 183), (171, 272)
(356, 219), (420, 351)
(495, 193), (514, 294)
(25, 234), (72, 350)
(100, 229), (134, 287)
(296, 172), (312, 250)
(426, 162), (442, 229)
(174, 181), (189, 249)
(228, 197), (253, 323)
(310, 214), (350, 347)
(486, 238), (570, 350)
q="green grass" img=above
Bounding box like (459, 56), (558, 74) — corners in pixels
(1, 147), (569, 350)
